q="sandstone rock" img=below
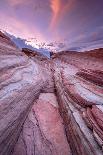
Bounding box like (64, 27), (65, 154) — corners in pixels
(0, 31), (103, 155)
(13, 93), (71, 155)
(0, 31), (54, 155)
(0, 31), (17, 48)
(54, 69), (102, 155)
(22, 48), (48, 61)
(53, 50), (103, 154)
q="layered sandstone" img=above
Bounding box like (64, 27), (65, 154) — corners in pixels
(53, 50), (103, 155)
(0, 31), (103, 155)
(0, 31), (55, 155)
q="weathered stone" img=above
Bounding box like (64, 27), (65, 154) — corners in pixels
(0, 31), (103, 155)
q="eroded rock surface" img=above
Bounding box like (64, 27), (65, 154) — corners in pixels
(53, 50), (103, 155)
(13, 93), (71, 155)
(0, 31), (103, 155)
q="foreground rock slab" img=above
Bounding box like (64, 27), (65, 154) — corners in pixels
(13, 93), (71, 155)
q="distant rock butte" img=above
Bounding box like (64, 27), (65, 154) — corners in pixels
(0, 31), (103, 155)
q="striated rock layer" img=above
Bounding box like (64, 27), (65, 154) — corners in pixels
(0, 32), (54, 155)
(0, 31), (103, 155)
(53, 50), (103, 155)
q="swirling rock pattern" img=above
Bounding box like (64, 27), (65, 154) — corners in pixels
(0, 32), (55, 155)
(53, 50), (103, 155)
(0, 31), (103, 155)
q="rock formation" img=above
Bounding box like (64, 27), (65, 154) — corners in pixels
(0, 31), (103, 155)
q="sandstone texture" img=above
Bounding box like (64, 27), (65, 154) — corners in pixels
(0, 31), (103, 155)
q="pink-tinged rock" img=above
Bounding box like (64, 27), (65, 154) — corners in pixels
(53, 53), (103, 154)
(13, 93), (71, 155)
(55, 75), (103, 155)
(84, 107), (103, 148)
(60, 71), (103, 107)
(0, 31), (17, 49)
(0, 31), (54, 155)
(55, 59), (103, 106)
(92, 105), (103, 130)
(76, 70), (103, 87)
(0, 31), (103, 155)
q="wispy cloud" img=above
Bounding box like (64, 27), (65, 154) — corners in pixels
(50, 0), (61, 29)
(0, 11), (45, 43)
(7, 0), (27, 6)
(50, 0), (76, 30)
(0, 0), (103, 52)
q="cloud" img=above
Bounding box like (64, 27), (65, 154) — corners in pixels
(50, 0), (76, 30)
(49, 0), (76, 34)
(50, 0), (61, 29)
(1, 0), (103, 52)
(0, 11), (45, 43)
(7, 0), (27, 6)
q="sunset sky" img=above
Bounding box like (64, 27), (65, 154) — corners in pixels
(0, 0), (103, 51)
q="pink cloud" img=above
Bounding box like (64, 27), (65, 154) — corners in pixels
(50, 0), (61, 29)
(0, 11), (45, 42)
(7, 0), (28, 6)
(50, 0), (76, 30)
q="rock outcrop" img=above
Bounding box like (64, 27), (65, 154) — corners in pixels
(0, 31), (17, 48)
(0, 31), (103, 155)
(22, 48), (48, 61)
(53, 50), (103, 155)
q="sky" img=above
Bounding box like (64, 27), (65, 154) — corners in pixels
(0, 0), (103, 52)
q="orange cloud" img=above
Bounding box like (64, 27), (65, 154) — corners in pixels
(50, 0), (76, 30)
(50, 0), (61, 29)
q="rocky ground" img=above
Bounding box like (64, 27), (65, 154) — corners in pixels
(0, 31), (103, 155)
